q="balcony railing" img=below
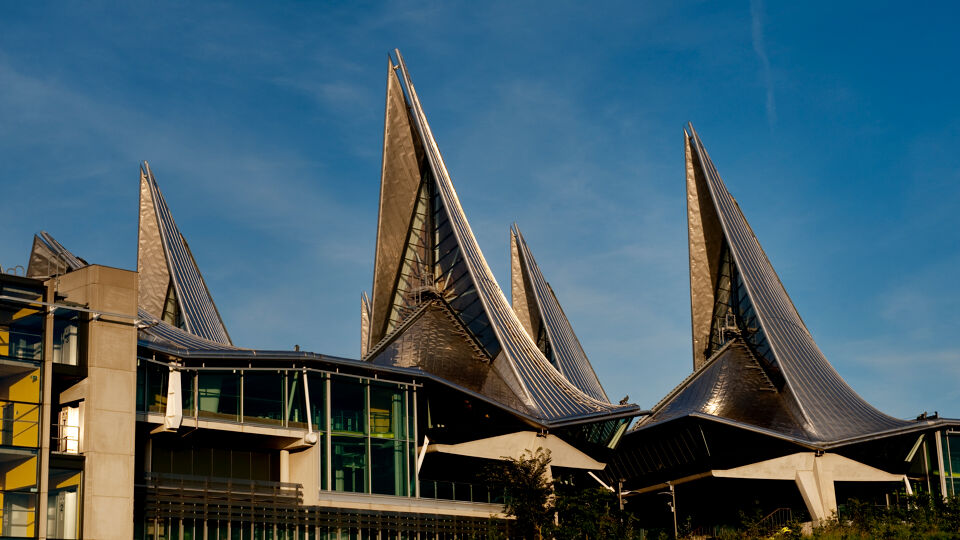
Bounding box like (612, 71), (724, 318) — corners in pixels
(51, 422), (81, 454)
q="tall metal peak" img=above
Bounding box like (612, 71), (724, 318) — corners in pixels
(363, 50), (634, 423)
(678, 124), (908, 443)
(510, 225), (609, 402)
(138, 162), (232, 345)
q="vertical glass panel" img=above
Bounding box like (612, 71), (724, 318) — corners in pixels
(370, 439), (406, 496)
(136, 359), (146, 411)
(0, 362), (41, 405)
(0, 401), (40, 447)
(286, 371), (308, 429)
(146, 362), (169, 414)
(331, 436), (367, 493)
(369, 383), (404, 439)
(243, 371), (284, 425)
(306, 373), (324, 433)
(198, 371), (240, 421)
(330, 377), (365, 435)
(181, 371), (195, 417)
(0, 302), (43, 361)
(943, 431), (960, 496)
(46, 469), (82, 539)
(52, 311), (81, 366)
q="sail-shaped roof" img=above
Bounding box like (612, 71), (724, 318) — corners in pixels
(510, 225), (608, 402)
(635, 125), (909, 444)
(138, 162), (232, 345)
(362, 50), (635, 424)
(27, 231), (89, 279)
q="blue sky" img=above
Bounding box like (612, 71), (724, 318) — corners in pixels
(1, 2), (958, 418)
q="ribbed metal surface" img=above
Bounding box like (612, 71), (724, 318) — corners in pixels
(26, 231), (88, 278)
(510, 226), (608, 402)
(141, 163), (232, 345)
(138, 308), (240, 352)
(671, 125), (909, 443)
(391, 50), (627, 422)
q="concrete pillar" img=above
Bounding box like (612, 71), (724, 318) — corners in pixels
(57, 266), (139, 540)
(280, 449), (290, 483)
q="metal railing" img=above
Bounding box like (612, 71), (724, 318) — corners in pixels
(51, 421), (81, 454)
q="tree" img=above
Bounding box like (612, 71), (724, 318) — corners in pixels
(485, 448), (555, 539)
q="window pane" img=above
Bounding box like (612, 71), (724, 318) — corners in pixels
(308, 373), (325, 432)
(0, 303), (43, 362)
(369, 383), (404, 439)
(52, 311), (81, 366)
(330, 377), (365, 434)
(286, 371), (308, 429)
(331, 436), (366, 493)
(243, 371), (284, 425)
(146, 363), (169, 414)
(370, 439), (406, 496)
(198, 371), (240, 421)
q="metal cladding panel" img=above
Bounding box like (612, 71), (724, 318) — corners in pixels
(360, 292), (371, 357)
(138, 170), (172, 318)
(685, 136), (725, 371)
(368, 300), (535, 415)
(27, 232), (87, 278)
(368, 59), (425, 349)
(684, 125), (909, 443)
(141, 163), (232, 346)
(510, 230), (541, 338)
(641, 339), (807, 440)
(391, 49), (627, 422)
(510, 226), (609, 402)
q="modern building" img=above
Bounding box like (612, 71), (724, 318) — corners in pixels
(1, 50), (957, 540)
(607, 125), (960, 529)
(1, 50), (640, 540)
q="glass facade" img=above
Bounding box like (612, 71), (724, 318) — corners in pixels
(136, 361), (417, 498)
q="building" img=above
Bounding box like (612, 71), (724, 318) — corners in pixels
(1, 50), (957, 539)
(607, 125), (960, 529)
(1, 50), (639, 540)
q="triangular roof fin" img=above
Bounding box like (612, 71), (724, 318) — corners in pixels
(682, 124), (907, 442)
(138, 162), (232, 345)
(510, 224), (609, 402)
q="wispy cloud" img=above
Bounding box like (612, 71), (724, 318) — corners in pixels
(750, 0), (776, 127)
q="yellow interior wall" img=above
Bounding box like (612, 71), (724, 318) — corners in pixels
(1, 457), (38, 491)
(55, 472), (82, 489)
(12, 403), (39, 447)
(4, 370), (40, 403)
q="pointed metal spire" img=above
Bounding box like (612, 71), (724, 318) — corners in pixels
(510, 225), (609, 402)
(675, 123), (908, 442)
(363, 50), (633, 423)
(138, 162), (232, 345)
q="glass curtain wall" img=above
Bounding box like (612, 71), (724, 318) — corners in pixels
(328, 377), (413, 497)
(135, 361), (417, 498)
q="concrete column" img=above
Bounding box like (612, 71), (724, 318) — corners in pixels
(57, 266), (138, 540)
(280, 449), (290, 483)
